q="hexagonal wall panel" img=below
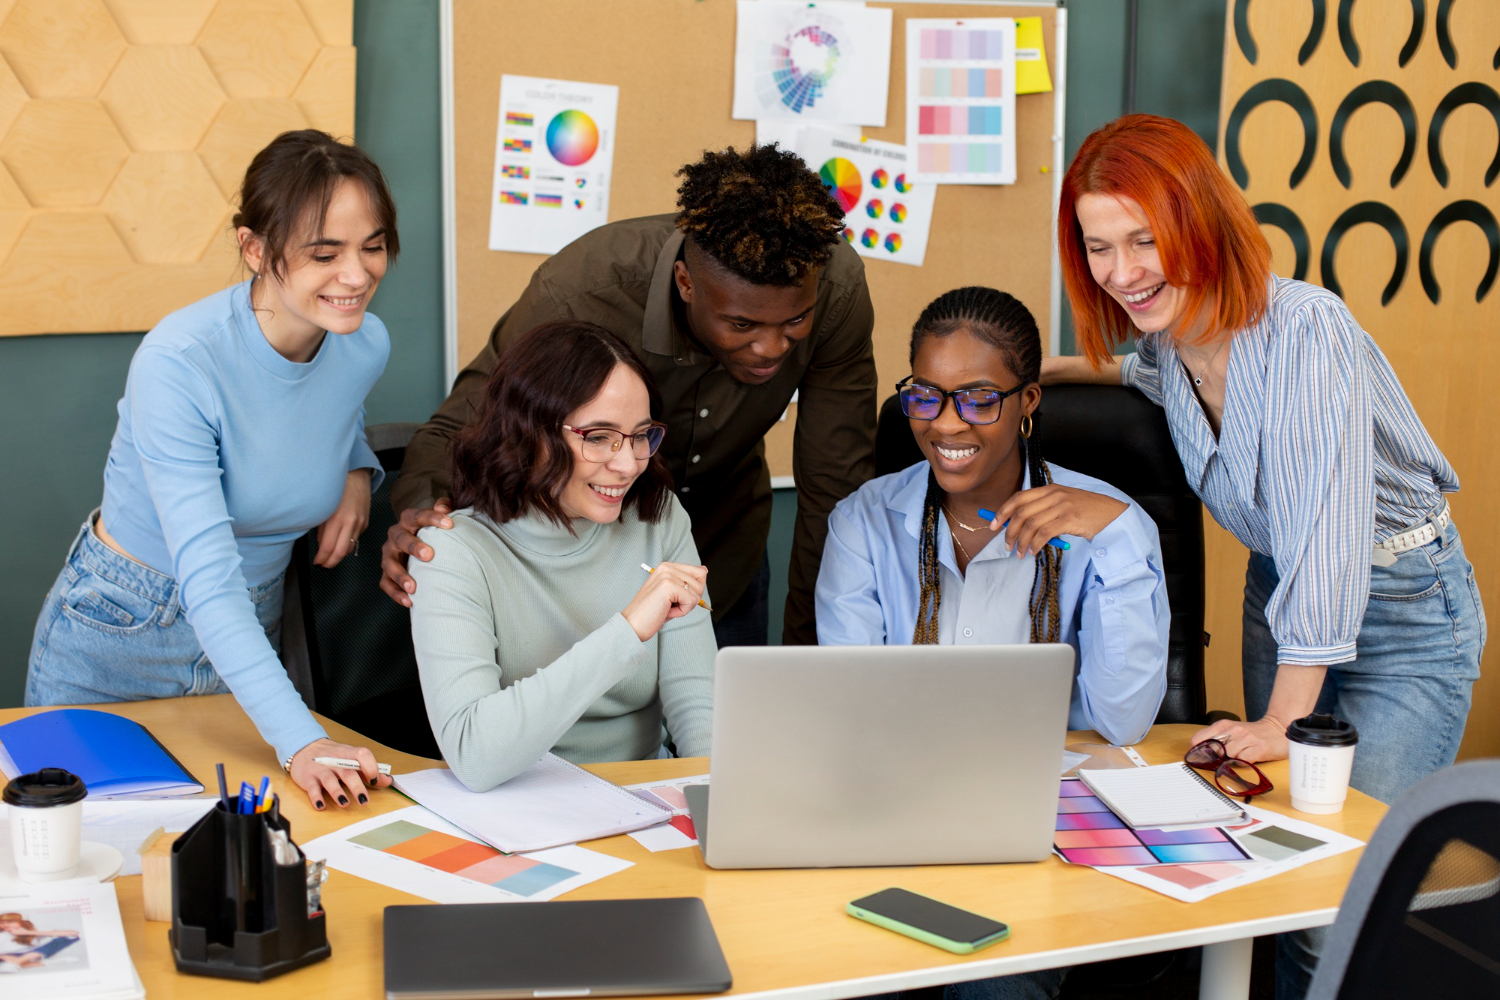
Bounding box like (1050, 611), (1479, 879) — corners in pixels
(101, 0), (219, 44)
(293, 47), (355, 136)
(198, 98), (310, 198)
(101, 46), (226, 151)
(103, 152), (228, 263)
(197, 0), (321, 99)
(296, 0), (353, 46)
(0, 0), (127, 98)
(0, 162), (30, 267)
(1, 100), (129, 207)
(0, 55), (25, 138)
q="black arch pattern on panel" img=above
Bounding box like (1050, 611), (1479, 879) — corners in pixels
(1330, 82), (1417, 188)
(1437, 0), (1456, 68)
(1322, 202), (1409, 305)
(1428, 82), (1500, 187)
(1225, 79), (1319, 190)
(1420, 201), (1500, 303)
(1301, 0), (1328, 64)
(1252, 203), (1310, 280)
(1338, 0), (1425, 67)
(1234, 0), (1257, 63)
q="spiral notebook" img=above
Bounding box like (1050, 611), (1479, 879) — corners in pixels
(1077, 763), (1248, 829)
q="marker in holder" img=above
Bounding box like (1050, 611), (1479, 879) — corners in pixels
(169, 799), (330, 980)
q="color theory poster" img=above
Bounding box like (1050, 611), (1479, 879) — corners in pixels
(732, 0), (892, 127)
(905, 18), (1017, 184)
(488, 75), (619, 255)
(796, 129), (936, 267)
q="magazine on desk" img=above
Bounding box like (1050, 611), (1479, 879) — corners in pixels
(0, 881), (143, 1000)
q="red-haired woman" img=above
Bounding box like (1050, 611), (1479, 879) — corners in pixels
(408, 321), (715, 792)
(1046, 115), (1483, 995)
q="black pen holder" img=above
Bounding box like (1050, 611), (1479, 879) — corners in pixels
(169, 802), (330, 980)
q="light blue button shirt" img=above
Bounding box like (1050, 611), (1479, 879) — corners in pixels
(816, 459), (1170, 746)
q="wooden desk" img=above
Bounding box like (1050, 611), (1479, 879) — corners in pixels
(0, 697), (1387, 1000)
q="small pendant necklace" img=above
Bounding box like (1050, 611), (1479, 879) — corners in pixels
(943, 503), (980, 533)
(1187, 341), (1226, 387)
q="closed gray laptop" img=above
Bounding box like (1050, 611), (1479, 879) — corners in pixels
(687, 644), (1075, 869)
(383, 898), (732, 999)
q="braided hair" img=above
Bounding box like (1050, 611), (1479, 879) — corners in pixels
(909, 287), (1062, 646)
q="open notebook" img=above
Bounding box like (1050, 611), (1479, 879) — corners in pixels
(392, 754), (673, 853)
(1077, 763), (1248, 829)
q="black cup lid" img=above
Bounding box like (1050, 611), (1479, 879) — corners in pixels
(1285, 714), (1359, 747)
(3, 768), (87, 807)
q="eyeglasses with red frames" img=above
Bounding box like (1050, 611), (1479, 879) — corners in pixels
(1184, 738), (1274, 801)
(562, 423), (667, 463)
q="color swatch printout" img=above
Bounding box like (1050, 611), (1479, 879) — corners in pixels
(624, 773), (708, 852)
(733, 0), (893, 127)
(795, 129), (936, 267)
(489, 75), (618, 254)
(300, 806), (632, 905)
(906, 18), (1017, 184)
(1054, 781), (1252, 868)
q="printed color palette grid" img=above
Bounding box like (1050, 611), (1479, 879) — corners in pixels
(918, 143), (1006, 173)
(350, 819), (578, 896)
(920, 29), (1008, 60)
(919, 105), (1004, 136)
(919, 67), (1004, 98)
(1054, 781), (1251, 867)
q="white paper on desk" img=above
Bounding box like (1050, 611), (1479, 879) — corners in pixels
(0, 880), (144, 999)
(793, 130), (937, 266)
(392, 754), (671, 853)
(301, 805), (632, 905)
(623, 774), (707, 851)
(906, 17), (1017, 184)
(487, 74), (618, 255)
(1088, 804), (1365, 904)
(0, 799), (215, 877)
(733, 0), (892, 126)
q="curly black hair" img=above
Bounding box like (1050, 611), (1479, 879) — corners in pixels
(675, 144), (846, 286)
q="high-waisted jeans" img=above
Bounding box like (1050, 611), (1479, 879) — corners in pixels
(26, 513), (283, 707)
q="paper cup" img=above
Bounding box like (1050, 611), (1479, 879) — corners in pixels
(4, 768), (87, 882)
(1285, 715), (1358, 814)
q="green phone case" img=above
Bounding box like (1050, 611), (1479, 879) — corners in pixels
(845, 901), (1010, 955)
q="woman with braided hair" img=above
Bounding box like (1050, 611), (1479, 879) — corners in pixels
(816, 287), (1169, 748)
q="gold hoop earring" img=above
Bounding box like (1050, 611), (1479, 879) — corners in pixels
(1020, 413), (1033, 439)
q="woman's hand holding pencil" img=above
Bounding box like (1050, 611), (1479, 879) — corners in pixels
(621, 562), (710, 641)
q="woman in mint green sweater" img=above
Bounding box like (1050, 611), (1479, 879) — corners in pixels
(409, 321), (716, 790)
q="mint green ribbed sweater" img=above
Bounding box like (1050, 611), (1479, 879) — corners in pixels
(409, 498), (716, 791)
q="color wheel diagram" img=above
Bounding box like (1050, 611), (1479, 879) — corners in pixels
(350, 818), (580, 897)
(760, 22), (841, 114)
(820, 157), (908, 257)
(546, 109), (600, 167)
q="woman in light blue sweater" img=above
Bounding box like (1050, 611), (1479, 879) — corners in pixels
(27, 131), (397, 810)
(409, 321), (716, 791)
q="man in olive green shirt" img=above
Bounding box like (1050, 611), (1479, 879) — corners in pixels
(383, 146), (877, 644)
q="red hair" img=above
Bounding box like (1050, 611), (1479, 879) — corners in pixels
(1059, 115), (1271, 368)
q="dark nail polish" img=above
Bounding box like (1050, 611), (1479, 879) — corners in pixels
(337, 795), (348, 806)
(315, 801), (325, 810)
(358, 793), (368, 804)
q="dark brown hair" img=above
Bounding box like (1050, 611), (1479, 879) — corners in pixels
(675, 144), (845, 285)
(450, 321), (674, 528)
(908, 288), (1061, 646)
(233, 129), (400, 281)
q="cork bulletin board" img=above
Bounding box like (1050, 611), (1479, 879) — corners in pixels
(1210, 0), (1500, 757)
(0, 0), (356, 336)
(446, 0), (1066, 479)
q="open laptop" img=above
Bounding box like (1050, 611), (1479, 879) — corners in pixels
(684, 644), (1075, 869)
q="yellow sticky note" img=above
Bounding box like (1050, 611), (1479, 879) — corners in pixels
(1014, 16), (1053, 95)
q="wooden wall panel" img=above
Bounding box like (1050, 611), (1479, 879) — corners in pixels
(1215, 0), (1500, 757)
(0, 0), (356, 336)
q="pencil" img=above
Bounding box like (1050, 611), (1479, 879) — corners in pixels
(639, 563), (712, 612)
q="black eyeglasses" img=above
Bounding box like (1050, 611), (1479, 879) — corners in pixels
(895, 377), (1027, 426)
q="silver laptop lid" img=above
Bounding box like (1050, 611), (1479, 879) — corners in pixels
(704, 644), (1074, 869)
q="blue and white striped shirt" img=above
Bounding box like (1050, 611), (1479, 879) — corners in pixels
(1120, 276), (1457, 667)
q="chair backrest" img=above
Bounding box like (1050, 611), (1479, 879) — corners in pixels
(1307, 760), (1500, 1000)
(875, 384), (1206, 724)
(281, 422), (441, 759)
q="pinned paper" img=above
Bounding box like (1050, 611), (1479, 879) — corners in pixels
(1014, 16), (1053, 94)
(796, 129), (937, 267)
(733, 0), (893, 127)
(905, 18), (1018, 185)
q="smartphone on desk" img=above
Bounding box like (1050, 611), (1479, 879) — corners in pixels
(847, 888), (1009, 955)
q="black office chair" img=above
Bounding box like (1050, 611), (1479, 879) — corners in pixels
(876, 384), (1210, 725)
(1307, 760), (1500, 999)
(281, 422), (442, 759)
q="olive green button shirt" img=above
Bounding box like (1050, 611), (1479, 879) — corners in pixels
(394, 215), (878, 644)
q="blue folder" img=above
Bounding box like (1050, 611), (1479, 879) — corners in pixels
(0, 709), (203, 798)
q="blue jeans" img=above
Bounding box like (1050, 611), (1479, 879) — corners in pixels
(1242, 518), (1484, 999)
(26, 513), (284, 706)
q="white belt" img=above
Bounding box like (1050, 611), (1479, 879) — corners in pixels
(1372, 502), (1451, 567)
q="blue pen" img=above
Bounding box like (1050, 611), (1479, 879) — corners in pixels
(257, 775), (270, 812)
(237, 781), (256, 815)
(977, 508), (1071, 551)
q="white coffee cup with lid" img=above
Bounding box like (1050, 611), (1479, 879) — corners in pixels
(1285, 714), (1358, 814)
(4, 768), (86, 882)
